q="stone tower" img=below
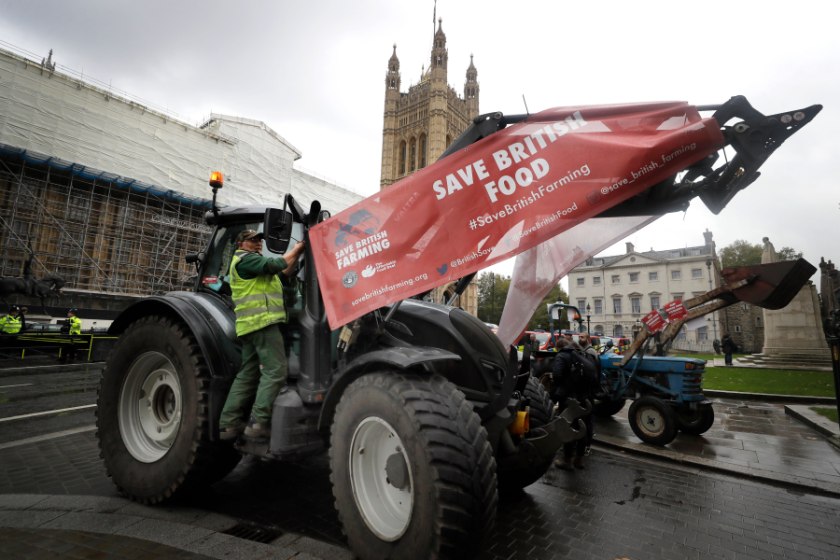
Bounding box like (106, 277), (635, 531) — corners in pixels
(379, 18), (480, 315)
(380, 19), (479, 188)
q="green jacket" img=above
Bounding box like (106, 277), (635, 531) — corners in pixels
(0, 314), (21, 334)
(229, 249), (290, 337)
(68, 316), (82, 335)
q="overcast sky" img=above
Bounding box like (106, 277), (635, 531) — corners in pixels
(1, 0), (837, 279)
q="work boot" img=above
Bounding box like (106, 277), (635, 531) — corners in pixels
(554, 457), (573, 471)
(219, 420), (245, 442)
(243, 418), (271, 441)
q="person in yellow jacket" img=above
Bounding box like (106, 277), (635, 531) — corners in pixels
(67, 308), (82, 335)
(0, 305), (23, 334)
(219, 229), (305, 442)
(63, 308), (83, 362)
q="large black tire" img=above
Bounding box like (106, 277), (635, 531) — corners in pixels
(628, 396), (677, 446)
(496, 376), (555, 494)
(676, 403), (715, 435)
(523, 374), (554, 426)
(592, 397), (626, 417)
(329, 372), (497, 560)
(96, 315), (240, 504)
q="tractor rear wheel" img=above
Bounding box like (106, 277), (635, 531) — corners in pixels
(329, 372), (497, 560)
(676, 403), (715, 435)
(628, 396), (677, 446)
(97, 316), (240, 503)
(592, 397), (626, 417)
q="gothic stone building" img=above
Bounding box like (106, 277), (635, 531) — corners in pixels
(379, 19), (480, 314)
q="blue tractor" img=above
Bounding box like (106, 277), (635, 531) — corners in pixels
(545, 258), (816, 445)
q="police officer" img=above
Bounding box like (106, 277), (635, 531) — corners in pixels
(0, 305), (22, 334)
(64, 308), (82, 362)
(219, 230), (305, 442)
(67, 308), (82, 335)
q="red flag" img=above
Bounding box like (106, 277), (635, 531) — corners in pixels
(309, 102), (724, 330)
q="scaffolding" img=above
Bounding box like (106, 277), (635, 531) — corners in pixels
(0, 42), (365, 301)
(0, 151), (212, 296)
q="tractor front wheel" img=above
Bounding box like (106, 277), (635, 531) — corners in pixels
(329, 372), (497, 560)
(497, 375), (555, 493)
(628, 396), (677, 446)
(592, 397), (626, 417)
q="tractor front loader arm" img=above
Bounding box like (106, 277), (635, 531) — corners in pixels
(620, 258), (818, 366)
(599, 96), (822, 219)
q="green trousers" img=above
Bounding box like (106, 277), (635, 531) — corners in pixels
(220, 325), (287, 427)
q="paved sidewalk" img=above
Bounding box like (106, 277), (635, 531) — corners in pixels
(594, 395), (840, 497)
(0, 494), (352, 560)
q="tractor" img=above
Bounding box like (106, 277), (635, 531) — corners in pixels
(96, 95), (820, 559)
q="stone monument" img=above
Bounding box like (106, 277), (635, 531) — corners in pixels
(739, 237), (831, 368)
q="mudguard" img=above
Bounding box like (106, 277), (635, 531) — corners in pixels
(109, 292), (239, 378)
(316, 345), (461, 434)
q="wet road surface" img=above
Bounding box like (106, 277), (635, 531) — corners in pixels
(2, 362), (840, 559)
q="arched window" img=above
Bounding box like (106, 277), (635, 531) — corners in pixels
(613, 325), (624, 337)
(409, 138), (417, 172)
(419, 134), (427, 168)
(398, 141), (407, 176)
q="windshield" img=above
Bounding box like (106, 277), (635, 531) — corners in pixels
(200, 222), (261, 294)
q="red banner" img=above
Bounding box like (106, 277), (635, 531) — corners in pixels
(642, 308), (669, 333)
(310, 102), (725, 330)
(663, 299), (689, 321)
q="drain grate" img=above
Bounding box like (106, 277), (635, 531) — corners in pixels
(221, 522), (284, 544)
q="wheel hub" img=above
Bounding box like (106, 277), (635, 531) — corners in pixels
(349, 417), (413, 541)
(385, 450), (409, 490)
(119, 351), (183, 463)
(640, 407), (664, 435)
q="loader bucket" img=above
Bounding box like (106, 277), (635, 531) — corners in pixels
(720, 258), (817, 310)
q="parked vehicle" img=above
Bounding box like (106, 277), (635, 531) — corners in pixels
(586, 257), (816, 446)
(23, 322), (64, 333)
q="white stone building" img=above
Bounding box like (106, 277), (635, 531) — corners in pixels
(568, 231), (720, 351)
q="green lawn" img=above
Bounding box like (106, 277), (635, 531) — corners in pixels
(664, 352), (836, 397)
(702, 366), (835, 397)
(812, 406), (839, 423)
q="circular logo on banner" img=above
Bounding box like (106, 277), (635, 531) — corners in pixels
(342, 271), (358, 288)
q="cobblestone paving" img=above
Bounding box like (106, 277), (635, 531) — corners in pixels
(0, 528), (215, 559)
(3, 429), (839, 560)
(485, 451), (840, 560)
(3, 363), (839, 559)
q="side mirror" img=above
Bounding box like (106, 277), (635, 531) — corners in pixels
(264, 208), (293, 254)
(185, 252), (204, 265)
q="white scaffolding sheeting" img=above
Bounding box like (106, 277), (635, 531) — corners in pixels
(0, 46), (363, 214)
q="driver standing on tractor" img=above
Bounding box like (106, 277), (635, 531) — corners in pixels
(219, 229), (305, 442)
